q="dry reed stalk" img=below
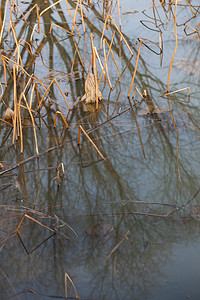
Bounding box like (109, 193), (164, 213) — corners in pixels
(117, 0), (122, 56)
(65, 272), (79, 300)
(127, 39), (143, 98)
(79, 0), (85, 33)
(0, 118), (13, 126)
(1, 54), (33, 78)
(12, 0), (32, 29)
(19, 104), (35, 112)
(185, 0), (195, 15)
(117, 0), (121, 30)
(0, 0), (8, 45)
(30, 82), (36, 110)
(103, 39), (112, 89)
(109, 16), (134, 56)
(100, 14), (110, 49)
(0, 82), (3, 99)
(74, 36), (84, 67)
(57, 170), (60, 186)
(12, 65), (18, 145)
(90, 33), (95, 72)
(22, 93), (39, 155)
(56, 165), (63, 186)
(162, 87), (190, 103)
(166, 0), (182, 185)
(16, 214), (55, 233)
(93, 46), (106, 77)
(105, 38), (121, 79)
(18, 77), (32, 104)
(159, 31), (163, 65)
(65, 0), (81, 37)
(71, 37), (84, 72)
(57, 162), (65, 175)
(143, 0), (165, 13)
(132, 87), (144, 99)
(11, 20), (23, 74)
(19, 39), (35, 64)
(138, 36), (162, 55)
(93, 46), (99, 109)
(18, 102), (23, 154)
(127, 97), (145, 158)
(54, 111), (69, 129)
(35, 83), (40, 105)
(30, 0), (62, 41)
(71, 0), (80, 35)
(83, 32), (86, 65)
(49, 23), (73, 36)
(32, 74), (49, 92)
(105, 230), (130, 262)
(40, 0), (62, 17)
(1, 56), (7, 87)
(30, 0), (62, 40)
(37, 78), (71, 111)
(98, 30), (116, 85)
(184, 23), (200, 36)
(24, 3), (39, 20)
(78, 125), (105, 160)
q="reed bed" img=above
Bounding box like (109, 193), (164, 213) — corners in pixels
(0, 0), (199, 298)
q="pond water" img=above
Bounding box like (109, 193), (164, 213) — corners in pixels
(0, 0), (200, 299)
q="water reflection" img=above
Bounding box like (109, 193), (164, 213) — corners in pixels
(0, 0), (200, 299)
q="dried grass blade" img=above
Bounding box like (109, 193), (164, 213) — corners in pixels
(105, 38), (121, 78)
(162, 87), (190, 103)
(49, 23), (73, 36)
(0, 0), (8, 45)
(109, 16), (134, 56)
(16, 214), (55, 233)
(98, 30), (116, 85)
(78, 126), (105, 160)
(12, 65), (18, 145)
(71, 0), (80, 35)
(100, 14), (110, 49)
(128, 39), (143, 97)
(37, 78), (71, 111)
(65, 272), (79, 300)
(103, 39), (112, 89)
(54, 111), (69, 129)
(65, 0), (81, 37)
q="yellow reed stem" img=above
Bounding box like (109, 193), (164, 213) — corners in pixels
(65, 0), (81, 37)
(71, 0), (80, 35)
(78, 125), (105, 160)
(65, 272), (79, 300)
(54, 111), (69, 128)
(128, 39), (143, 98)
(103, 38), (112, 89)
(98, 30), (116, 85)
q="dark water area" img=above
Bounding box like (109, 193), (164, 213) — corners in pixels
(0, 0), (200, 299)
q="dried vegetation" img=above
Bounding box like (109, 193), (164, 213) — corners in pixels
(0, 0), (200, 298)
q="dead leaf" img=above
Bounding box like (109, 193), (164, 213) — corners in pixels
(81, 73), (103, 103)
(4, 107), (14, 121)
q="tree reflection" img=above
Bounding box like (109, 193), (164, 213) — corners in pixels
(0, 1), (200, 299)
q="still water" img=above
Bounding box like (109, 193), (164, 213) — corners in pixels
(0, 0), (200, 299)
